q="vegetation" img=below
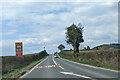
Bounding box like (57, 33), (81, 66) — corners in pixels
(57, 44), (65, 51)
(82, 46), (91, 50)
(92, 43), (120, 50)
(66, 23), (84, 57)
(86, 46), (90, 50)
(2, 50), (48, 78)
(58, 22), (119, 71)
(2, 56), (47, 79)
(59, 49), (119, 70)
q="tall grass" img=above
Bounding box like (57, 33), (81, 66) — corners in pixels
(2, 50), (48, 74)
(59, 49), (119, 70)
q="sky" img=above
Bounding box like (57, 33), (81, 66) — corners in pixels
(0, 0), (119, 56)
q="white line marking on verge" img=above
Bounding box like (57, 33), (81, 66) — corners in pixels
(52, 55), (64, 70)
(20, 56), (49, 78)
(60, 71), (96, 80)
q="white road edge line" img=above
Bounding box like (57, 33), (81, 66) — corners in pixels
(60, 71), (96, 80)
(59, 55), (119, 73)
(52, 55), (57, 65)
(20, 56), (49, 78)
(52, 55), (64, 70)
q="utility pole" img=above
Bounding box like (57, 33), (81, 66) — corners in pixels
(43, 42), (45, 50)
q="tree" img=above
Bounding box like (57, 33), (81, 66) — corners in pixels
(87, 46), (90, 50)
(58, 44), (65, 51)
(66, 23), (84, 56)
(83, 47), (87, 50)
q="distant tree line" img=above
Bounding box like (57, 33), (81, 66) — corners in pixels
(82, 46), (90, 50)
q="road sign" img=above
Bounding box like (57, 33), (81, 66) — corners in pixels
(15, 42), (23, 56)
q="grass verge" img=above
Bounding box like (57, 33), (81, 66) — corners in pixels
(59, 53), (119, 71)
(2, 56), (47, 79)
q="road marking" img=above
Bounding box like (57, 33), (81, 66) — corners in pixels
(35, 65), (59, 69)
(29, 56), (48, 73)
(60, 71), (96, 80)
(52, 55), (64, 70)
(59, 65), (64, 70)
(52, 56), (57, 65)
(20, 56), (49, 78)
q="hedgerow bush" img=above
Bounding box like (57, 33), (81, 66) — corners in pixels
(60, 49), (119, 70)
(2, 50), (48, 74)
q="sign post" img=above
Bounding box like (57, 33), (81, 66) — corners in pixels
(15, 42), (23, 56)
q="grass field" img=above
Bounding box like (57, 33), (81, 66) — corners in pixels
(2, 56), (47, 79)
(59, 49), (119, 71)
(2, 50), (48, 79)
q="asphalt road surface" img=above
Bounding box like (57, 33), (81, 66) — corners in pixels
(21, 54), (119, 79)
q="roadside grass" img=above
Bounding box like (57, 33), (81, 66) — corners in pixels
(2, 56), (47, 79)
(59, 53), (119, 71)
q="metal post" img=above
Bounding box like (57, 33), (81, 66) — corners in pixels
(43, 42), (45, 50)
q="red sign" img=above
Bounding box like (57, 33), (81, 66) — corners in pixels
(15, 42), (23, 56)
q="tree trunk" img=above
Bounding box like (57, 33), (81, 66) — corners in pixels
(73, 45), (76, 57)
(76, 43), (79, 53)
(74, 43), (79, 53)
(73, 43), (79, 57)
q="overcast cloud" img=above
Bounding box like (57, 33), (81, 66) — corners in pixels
(1, 1), (118, 56)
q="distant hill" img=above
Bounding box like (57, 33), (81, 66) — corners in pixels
(92, 43), (120, 50)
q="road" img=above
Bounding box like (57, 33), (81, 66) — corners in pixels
(21, 54), (119, 79)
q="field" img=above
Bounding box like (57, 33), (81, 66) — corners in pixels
(59, 49), (119, 70)
(2, 50), (48, 78)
